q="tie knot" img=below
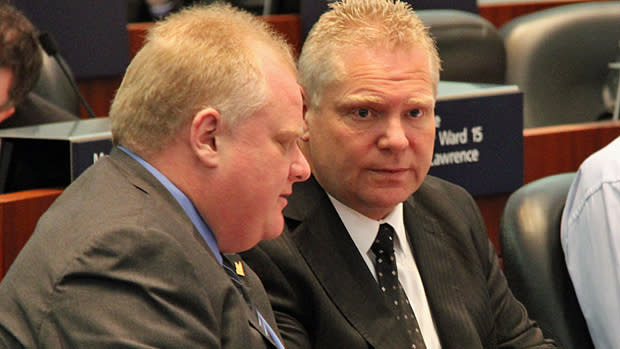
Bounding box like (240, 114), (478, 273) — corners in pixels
(371, 223), (395, 258)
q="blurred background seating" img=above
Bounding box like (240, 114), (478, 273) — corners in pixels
(126, 0), (300, 22)
(418, 9), (505, 84)
(501, 1), (620, 128)
(500, 172), (594, 349)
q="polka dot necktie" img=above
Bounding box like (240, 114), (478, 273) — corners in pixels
(371, 223), (426, 349)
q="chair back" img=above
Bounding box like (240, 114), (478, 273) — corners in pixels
(261, 0), (299, 15)
(500, 173), (593, 348)
(32, 50), (80, 116)
(501, 2), (620, 128)
(418, 9), (505, 84)
(408, 0), (478, 13)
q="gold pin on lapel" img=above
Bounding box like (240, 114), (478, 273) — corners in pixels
(234, 261), (245, 276)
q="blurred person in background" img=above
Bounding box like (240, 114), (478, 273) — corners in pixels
(0, 3), (77, 129)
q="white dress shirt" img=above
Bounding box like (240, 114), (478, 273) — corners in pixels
(561, 135), (620, 349)
(328, 194), (442, 349)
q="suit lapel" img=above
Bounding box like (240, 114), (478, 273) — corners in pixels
(286, 178), (412, 347)
(402, 197), (477, 348)
(223, 254), (280, 348)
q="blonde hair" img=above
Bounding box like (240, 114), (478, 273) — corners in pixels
(298, 0), (440, 111)
(110, 3), (295, 156)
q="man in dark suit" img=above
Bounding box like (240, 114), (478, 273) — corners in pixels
(242, 0), (557, 348)
(0, 4), (78, 129)
(0, 3), (310, 347)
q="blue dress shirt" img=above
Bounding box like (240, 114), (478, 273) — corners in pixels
(118, 146), (284, 348)
(119, 146), (221, 264)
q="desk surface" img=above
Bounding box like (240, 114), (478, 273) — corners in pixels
(437, 81), (520, 100)
(0, 118), (111, 142)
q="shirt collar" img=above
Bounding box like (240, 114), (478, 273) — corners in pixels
(118, 146), (222, 265)
(327, 194), (406, 254)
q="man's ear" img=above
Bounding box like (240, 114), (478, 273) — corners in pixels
(190, 107), (220, 168)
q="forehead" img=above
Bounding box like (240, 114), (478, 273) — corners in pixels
(241, 53), (303, 136)
(340, 44), (431, 76)
(263, 53), (302, 113)
(324, 45), (435, 101)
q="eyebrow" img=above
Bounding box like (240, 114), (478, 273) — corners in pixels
(406, 96), (435, 108)
(338, 94), (435, 108)
(339, 94), (385, 106)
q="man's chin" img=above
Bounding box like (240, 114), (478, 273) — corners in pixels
(263, 218), (285, 241)
(365, 189), (414, 206)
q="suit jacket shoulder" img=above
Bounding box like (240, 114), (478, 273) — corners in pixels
(0, 148), (279, 348)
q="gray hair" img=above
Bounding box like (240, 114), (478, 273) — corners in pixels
(298, 0), (440, 111)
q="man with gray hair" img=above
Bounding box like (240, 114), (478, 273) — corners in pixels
(0, 4), (309, 347)
(243, 0), (556, 347)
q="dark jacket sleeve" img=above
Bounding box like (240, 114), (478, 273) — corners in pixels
(440, 177), (557, 348)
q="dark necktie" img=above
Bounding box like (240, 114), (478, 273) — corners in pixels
(371, 223), (426, 349)
(222, 254), (275, 343)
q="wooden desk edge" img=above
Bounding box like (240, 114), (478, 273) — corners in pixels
(0, 188), (64, 204)
(1, 188), (64, 279)
(524, 120), (620, 137)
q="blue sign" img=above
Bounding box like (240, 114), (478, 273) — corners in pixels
(71, 139), (113, 181)
(428, 83), (523, 196)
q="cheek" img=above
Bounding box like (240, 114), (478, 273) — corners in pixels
(249, 144), (287, 177)
(313, 137), (362, 182)
(314, 121), (366, 159)
(250, 153), (292, 201)
(412, 128), (436, 154)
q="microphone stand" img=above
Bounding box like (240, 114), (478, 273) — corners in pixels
(38, 32), (97, 119)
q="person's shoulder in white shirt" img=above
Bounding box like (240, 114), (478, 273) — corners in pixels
(561, 135), (620, 349)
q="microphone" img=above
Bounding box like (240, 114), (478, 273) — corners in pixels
(38, 32), (97, 119)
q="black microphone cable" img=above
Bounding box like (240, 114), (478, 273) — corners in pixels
(38, 31), (97, 119)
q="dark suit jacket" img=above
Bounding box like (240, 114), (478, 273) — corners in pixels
(242, 176), (557, 348)
(0, 92), (78, 130)
(0, 147), (281, 348)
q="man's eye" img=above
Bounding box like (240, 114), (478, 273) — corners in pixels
(354, 108), (371, 118)
(408, 109), (423, 118)
(282, 139), (296, 151)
